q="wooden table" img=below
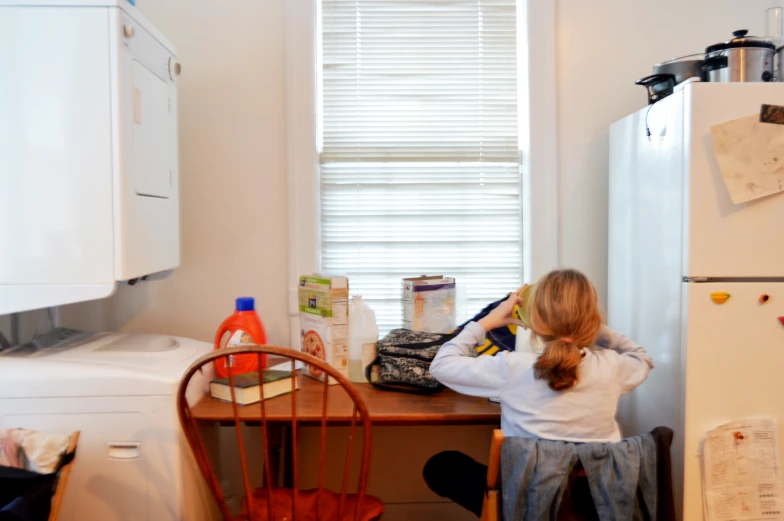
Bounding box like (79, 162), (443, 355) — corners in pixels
(190, 376), (501, 426)
(190, 373), (500, 489)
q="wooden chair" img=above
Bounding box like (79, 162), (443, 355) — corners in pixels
(479, 430), (601, 521)
(49, 431), (80, 521)
(177, 345), (383, 521)
(480, 429), (503, 521)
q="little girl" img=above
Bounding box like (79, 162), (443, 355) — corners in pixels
(423, 269), (653, 516)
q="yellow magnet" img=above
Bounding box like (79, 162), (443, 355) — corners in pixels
(710, 292), (731, 304)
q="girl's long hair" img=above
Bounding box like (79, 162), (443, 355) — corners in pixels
(529, 269), (603, 391)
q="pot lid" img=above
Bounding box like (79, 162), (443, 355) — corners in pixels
(706, 30), (775, 53)
(655, 53), (705, 66)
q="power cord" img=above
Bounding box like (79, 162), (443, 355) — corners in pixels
(644, 103), (667, 141)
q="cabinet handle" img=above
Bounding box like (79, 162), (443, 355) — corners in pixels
(107, 441), (140, 459)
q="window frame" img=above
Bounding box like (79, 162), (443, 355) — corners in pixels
(284, 0), (558, 346)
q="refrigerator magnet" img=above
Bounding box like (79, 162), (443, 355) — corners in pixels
(760, 294), (771, 304)
(710, 292), (731, 304)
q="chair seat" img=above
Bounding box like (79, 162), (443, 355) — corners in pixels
(240, 487), (384, 521)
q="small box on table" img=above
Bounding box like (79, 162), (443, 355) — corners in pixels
(402, 275), (456, 334)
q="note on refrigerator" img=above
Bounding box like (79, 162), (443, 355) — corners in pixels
(702, 419), (784, 521)
(711, 113), (784, 205)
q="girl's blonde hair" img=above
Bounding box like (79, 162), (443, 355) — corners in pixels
(528, 269), (603, 391)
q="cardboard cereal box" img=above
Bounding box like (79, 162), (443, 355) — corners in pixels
(298, 275), (349, 384)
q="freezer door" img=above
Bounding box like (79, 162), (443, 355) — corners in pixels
(681, 282), (784, 521)
(683, 83), (784, 277)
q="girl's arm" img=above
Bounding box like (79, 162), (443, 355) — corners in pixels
(596, 325), (654, 394)
(429, 290), (524, 398)
(429, 322), (508, 398)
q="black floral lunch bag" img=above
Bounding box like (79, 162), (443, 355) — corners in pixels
(364, 294), (520, 394)
(364, 329), (456, 395)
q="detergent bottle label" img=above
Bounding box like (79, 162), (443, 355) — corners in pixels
(227, 330), (254, 347)
(226, 330), (255, 367)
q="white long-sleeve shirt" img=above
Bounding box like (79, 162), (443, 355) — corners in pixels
(429, 322), (653, 442)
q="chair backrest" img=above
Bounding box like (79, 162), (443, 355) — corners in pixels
(483, 430), (597, 521)
(48, 431), (80, 521)
(177, 345), (373, 521)
(480, 429), (504, 521)
(487, 428), (674, 521)
(486, 429), (503, 491)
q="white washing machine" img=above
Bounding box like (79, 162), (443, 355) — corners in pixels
(0, 329), (218, 521)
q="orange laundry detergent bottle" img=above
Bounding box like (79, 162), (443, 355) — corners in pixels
(214, 297), (268, 378)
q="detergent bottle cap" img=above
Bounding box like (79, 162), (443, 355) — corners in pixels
(235, 297), (255, 312)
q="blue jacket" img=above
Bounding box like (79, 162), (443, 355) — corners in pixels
(453, 296), (518, 356)
(501, 427), (674, 521)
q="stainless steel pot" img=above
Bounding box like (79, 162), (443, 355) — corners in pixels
(704, 30), (775, 82)
(653, 54), (705, 84)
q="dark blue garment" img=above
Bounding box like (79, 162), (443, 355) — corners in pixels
(0, 463), (65, 521)
(501, 428), (674, 521)
(453, 295), (518, 355)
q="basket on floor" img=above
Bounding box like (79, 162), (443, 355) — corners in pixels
(0, 429), (80, 521)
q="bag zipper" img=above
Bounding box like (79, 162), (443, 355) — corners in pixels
(377, 330), (457, 361)
(378, 349), (437, 363)
(380, 331), (456, 348)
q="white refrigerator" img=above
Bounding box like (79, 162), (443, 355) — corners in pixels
(609, 82), (784, 521)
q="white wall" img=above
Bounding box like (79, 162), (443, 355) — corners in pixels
(556, 0), (772, 305)
(54, 0), (291, 345)
(2, 0), (772, 345)
(0, 1), (778, 517)
(0, 3), (480, 518)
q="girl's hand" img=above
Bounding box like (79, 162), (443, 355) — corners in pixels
(477, 286), (527, 332)
(594, 325), (614, 349)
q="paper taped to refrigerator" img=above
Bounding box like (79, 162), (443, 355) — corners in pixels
(711, 114), (784, 204)
(702, 419), (784, 521)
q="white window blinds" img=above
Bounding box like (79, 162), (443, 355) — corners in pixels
(320, 0), (522, 333)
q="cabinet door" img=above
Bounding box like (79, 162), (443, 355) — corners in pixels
(0, 7), (115, 290)
(132, 59), (173, 198)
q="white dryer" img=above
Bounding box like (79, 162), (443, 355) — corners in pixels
(0, 0), (182, 314)
(0, 329), (218, 521)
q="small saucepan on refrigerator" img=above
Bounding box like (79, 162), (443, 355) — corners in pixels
(636, 74), (676, 105)
(636, 54), (704, 105)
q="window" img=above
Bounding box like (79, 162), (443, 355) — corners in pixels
(318, 0), (523, 333)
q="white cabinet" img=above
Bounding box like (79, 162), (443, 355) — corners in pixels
(0, 1), (181, 314)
